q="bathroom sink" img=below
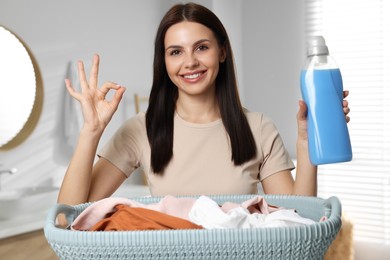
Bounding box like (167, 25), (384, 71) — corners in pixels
(0, 186), (58, 220)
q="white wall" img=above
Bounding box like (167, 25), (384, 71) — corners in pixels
(212, 0), (244, 99)
(242, 0), (305, 157)
(0, 0), (304, 189)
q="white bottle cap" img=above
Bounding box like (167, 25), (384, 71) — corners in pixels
(307, 36), (329, 56)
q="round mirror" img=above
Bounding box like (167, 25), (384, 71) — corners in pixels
(0, 26), (43, 150)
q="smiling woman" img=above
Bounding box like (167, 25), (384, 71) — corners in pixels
(0, 26), (43, 150)
(164, 22), (226, 103)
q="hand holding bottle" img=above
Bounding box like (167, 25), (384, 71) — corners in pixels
(297, 90), (351, 142)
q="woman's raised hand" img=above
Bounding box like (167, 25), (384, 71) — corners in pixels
(65, 54), (126, 133)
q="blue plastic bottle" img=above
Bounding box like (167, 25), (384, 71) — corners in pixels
(300, 36), (352, 165)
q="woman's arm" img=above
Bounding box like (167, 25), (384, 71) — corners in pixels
(291, 100), (318, 196)
(262, 91), (350, 196)
(57, 54), (126, 206)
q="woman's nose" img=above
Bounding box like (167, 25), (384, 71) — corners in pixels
(184, 53), (199, 68)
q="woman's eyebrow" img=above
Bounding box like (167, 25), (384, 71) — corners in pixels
(165, 39), (211, 52)
(193, 39), (211, 46)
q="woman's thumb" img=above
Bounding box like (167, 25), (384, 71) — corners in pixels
(297, 100), (308, 121)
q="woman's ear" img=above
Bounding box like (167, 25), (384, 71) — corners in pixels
(219, 45), (227, 63)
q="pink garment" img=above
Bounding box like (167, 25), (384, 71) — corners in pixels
(221, 196), (281, 214)
(71, 195), (196, 230)
(71, 195), (282, 231)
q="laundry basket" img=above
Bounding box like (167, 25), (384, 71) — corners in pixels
(44, 194), (341, 260)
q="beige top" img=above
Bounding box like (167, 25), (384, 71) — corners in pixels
(98, 111), (294, 196)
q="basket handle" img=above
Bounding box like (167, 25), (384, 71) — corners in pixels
(323, 196), (342, 220)
(45, 204), (77, 230)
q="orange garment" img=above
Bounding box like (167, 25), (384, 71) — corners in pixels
(90, 205), (204, 231)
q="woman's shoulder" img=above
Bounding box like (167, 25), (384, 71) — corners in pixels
(243, 109), (277, 130)
(243, 109), (266, 123)
(120, 112), (147, 135)
(123, 112), (145, 124)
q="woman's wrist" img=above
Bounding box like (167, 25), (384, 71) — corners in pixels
(296, 137), (309, 152)
(79, 125), (105, 139)
(296, 137), (317, 172)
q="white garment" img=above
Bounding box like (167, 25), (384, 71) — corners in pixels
(52, 61), (83, 166)
(188, 196), (316, 229)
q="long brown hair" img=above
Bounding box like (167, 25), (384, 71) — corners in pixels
(146, 2), (256, 174)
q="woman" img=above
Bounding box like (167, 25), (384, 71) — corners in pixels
(58, 3), (350, 206)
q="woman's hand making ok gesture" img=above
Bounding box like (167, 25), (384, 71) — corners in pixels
(65, 54), (126, 134)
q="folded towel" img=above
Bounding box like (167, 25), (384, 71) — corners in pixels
(52, 61), (83, 166)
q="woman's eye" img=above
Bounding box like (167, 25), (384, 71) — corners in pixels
(170, 50), (181, 56)
(197, 45), (209, 51)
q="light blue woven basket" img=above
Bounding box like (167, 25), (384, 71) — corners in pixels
(44, 194), (341, 260)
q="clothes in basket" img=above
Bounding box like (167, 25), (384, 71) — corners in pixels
(45, 194), (342, 260)
(70, 195), (317, 231)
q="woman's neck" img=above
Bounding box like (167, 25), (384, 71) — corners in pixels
(176, 95), (220, 123)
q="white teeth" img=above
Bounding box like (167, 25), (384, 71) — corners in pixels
(184, 73), (202, 79)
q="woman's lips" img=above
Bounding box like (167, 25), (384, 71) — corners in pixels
(180, 70), (206, 83)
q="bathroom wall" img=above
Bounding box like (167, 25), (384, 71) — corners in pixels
(242, 0), (304, 157)
(0, 0), (303, 189)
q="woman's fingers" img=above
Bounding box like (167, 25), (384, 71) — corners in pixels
(65, 55), (125, 129)
(111, 86), (126, 108)
(77, 60), (89, 91)
(296, 100), (309, 140)
(343, 103), (351, 123)
(77, 54), (101, 91)
(99, 82), (126, 107)
(342, 90), (350, 123)
(343, 99), (350, 113)
(65, 79), (82, 101)
(89, 54), (100, 88)
(66, 76), (125, 105)
(99, 82), (121, 96)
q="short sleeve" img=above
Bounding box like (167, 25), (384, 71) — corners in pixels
(256, 114), (295, 180)
(97, 114), (147, 177)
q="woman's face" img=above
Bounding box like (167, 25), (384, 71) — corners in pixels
(164, 21), (225, 98)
